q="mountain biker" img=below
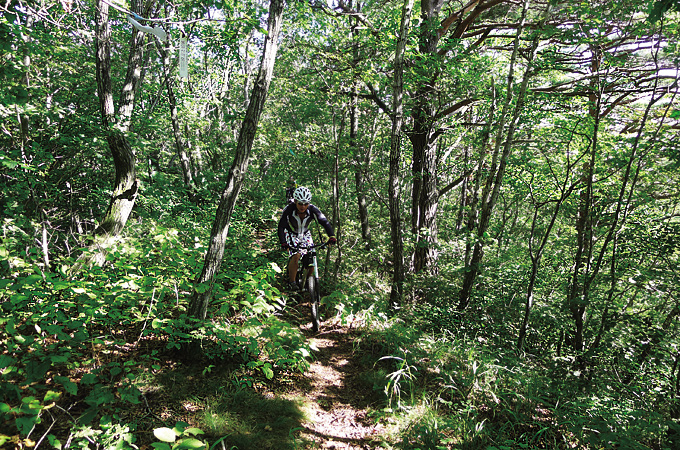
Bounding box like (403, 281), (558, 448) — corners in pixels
(278, 186), (336, 291)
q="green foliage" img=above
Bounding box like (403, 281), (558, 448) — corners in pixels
(0, 207), (312, 445)
(1, 0), (679, 449)
(152, 422), (207, 450)
(649, 0), (680, 22)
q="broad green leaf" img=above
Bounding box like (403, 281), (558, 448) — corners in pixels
(154, 427), (177, 443)
(194, 283), (210, 293)
(21, 274), (42, 285)
(16, 415), (41, 434)
(263, 363), (274, 380)
(43, 390), (62, 402)
(183, 428), (204, 436)
(0, 354), (15, 369)
(54, 376), (77, 396)
(80, 373), (98, 385)
(174, 438), (206, 449)
(151, 443), (172, 450)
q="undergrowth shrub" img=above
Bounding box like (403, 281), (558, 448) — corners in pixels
(355, 302), (680, 450)
(0, 218), (311, 447)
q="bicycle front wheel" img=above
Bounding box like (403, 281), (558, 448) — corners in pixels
(307, 275), (321, 332)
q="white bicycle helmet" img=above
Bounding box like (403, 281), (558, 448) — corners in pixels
(293, 186), (312, 203)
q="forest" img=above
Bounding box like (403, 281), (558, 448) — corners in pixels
(1, 0), (679, 448)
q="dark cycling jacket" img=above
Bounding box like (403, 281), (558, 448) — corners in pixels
(278, 202), (334, 245)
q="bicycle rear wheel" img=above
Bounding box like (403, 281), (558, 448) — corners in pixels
(307, 275), (321, 332)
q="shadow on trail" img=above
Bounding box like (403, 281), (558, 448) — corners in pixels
(144, 362), (308, 450)
(294, 327), (386, 449)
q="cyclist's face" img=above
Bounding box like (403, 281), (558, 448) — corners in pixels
(296, 201), (309, 213)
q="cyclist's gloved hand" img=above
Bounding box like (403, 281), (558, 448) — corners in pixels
(328, 237), (337, 245)
(282, 243), (289, 250)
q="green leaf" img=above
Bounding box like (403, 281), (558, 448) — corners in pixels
(25, 360), (51, 383)
(16, 415), (41, 434)
(81, 373), (98, 385)
(154, 427), (177, 443)
(0, 354), (16, 370)
(263, 362), (274, 380)
(78, 406), (99, 425)
(54, 376), (77, 395)
(183, 428), (204, 436)
(151, 444), (172, 450)
(44, 390), (62, 402)
(52, 281), (70, 290)
(21, 274), (42, 285)
(174, 438), (206, 449)
(194, 283), (210, 293)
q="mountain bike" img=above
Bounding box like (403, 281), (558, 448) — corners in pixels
(289, 239), (332, 333)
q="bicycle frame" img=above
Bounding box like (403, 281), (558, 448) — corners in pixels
(288, 240), (331, 332)
(290, 240), (329, 282)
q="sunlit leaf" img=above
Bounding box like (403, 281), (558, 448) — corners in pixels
(153, 427), (177, 443)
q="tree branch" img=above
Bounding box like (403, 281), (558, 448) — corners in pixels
(438, 169), (473, 198)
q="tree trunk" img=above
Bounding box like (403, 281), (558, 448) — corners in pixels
(577, 43), (666, 356)
(350, 7), (372, 250)
(458, 0), (533, 310)
(517, 190), (572, 351)
(388, 0), (415, 307)
(187, 0), (285, 322)
(409, 0), (444, 274)
(566, 42), (603, 355)
(93, 0), (144, 241)
(158, 39), (197, 201)
(332, 129), (342, 280)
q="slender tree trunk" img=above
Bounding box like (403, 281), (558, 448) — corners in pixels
(349, 7), (372, 249)
(584, 45), (667, 354)
(93, 0), (145, 241)
(458, 0), (533, 310)
(158, 40), (197, 201)
(388, 0), (415, 307)
(517, 190), (572, 351)
(567, 43), (603, 354)
(463, 103), (493, 267)
(332, 130), (342, 279)
(187, 0), (285, 322)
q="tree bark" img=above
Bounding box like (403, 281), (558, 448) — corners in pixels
(409, 0), (506, 274)
(158, 39), (197, 201)
(458, 0), (533, 310)
(409, 0), (444, 274)
(388, 0), (415, 307)
(566, 43), (603, 354)
(187, 0), (285, 322)
(349, 5), (372, 250)
(93, 0), (145, 240)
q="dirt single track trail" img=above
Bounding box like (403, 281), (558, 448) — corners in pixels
(258, 231), (386, 448)
(288, 321), (386, 449)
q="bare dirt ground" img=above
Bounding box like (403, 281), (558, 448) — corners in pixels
(287, 321), (386, 450)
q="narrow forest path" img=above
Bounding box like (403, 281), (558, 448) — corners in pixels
(286, 323), (386, 449)
(257, 229), (388, 449)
